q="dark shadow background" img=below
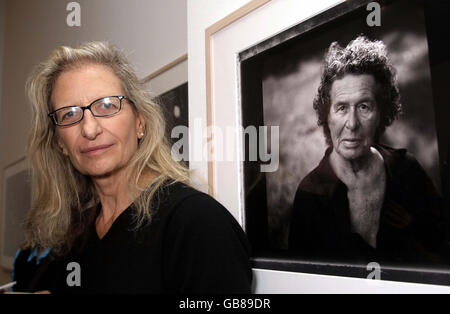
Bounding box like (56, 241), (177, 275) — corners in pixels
(155, 82), (189, 164)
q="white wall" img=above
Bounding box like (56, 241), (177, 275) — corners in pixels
(187, 0), (450, 293)
(187, 0), (251, 190)
(0, 0), (187, 271)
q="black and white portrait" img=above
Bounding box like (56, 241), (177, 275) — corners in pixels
(288, 35), (447, 267)
(241, 0), (450, 279)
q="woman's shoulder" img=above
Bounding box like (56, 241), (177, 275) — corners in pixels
(157, 184), (252, 294)
(157, 181), (237, 226)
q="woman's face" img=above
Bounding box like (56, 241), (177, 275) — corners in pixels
(327, 74), (380, 161)
(51, 63), (145, 178)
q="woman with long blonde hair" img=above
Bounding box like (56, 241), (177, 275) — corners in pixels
(17, 41), (252, 294)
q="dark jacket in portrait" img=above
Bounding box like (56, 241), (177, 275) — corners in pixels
(289, 144), (450, 267)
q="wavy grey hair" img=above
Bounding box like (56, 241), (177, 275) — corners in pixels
(314, 35), (402, 145)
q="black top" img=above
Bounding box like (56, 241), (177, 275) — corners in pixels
(12, 247), (58, 293)
(52, 181), (252, 294)
(289, 145), (450, 267)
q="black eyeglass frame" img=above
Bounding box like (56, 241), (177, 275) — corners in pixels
(48, 95), (134, 126)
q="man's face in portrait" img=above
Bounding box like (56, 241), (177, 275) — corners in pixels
(328, 74), (380, 161)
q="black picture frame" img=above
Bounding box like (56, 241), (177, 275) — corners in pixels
(240, 0), (450, 286)
(155, 82), (189, 166)
(156, 83), (189, 137)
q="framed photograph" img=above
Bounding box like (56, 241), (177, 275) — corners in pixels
(240, 0), (450, 286)
(143, 55), (189, 163)
(1, 157), (32, 269)
(207, 0), (450, 287)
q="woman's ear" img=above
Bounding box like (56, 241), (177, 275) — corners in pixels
(136, 112), (146, 139)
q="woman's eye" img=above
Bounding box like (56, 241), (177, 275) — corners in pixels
(101, 101), (119, 110)
(359, 103), (371, 111)
(61, 111), (74, 121)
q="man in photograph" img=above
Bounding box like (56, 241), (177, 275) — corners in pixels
(288, 36), (449, 266)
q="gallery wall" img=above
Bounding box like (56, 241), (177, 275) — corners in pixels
(0, 0), (5, 128)
(187, 0), (252, 191)
(0, 0), (6, 283)
(0, 0), (187, 274)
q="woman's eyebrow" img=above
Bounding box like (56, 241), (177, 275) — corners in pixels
(333, 94), (375, 105)
(357, 96), (376, 104)
(331, 100), (347, 107)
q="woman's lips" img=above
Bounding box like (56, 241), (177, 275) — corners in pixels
(81, 144), (113, 155)
(341, 139), (361, 148)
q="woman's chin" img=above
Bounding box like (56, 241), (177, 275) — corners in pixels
(75, 158), (130, 179)
(79, 164), (116, 178)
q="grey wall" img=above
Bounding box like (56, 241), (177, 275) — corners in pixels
(0, 0), (5, 127)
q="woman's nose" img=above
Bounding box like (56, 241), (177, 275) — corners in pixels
(345, 108), (359, 130)
(81, 110), (102, 140)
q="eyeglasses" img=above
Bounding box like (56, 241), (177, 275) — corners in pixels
(48, 96), (134, 126)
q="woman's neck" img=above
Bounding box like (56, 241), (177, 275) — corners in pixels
(92, 169), (132, 220)
(330, 146), (383, 183)
(92, 167), (159, 220)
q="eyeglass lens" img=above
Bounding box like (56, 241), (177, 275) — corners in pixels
(54, 97), (121, 125)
